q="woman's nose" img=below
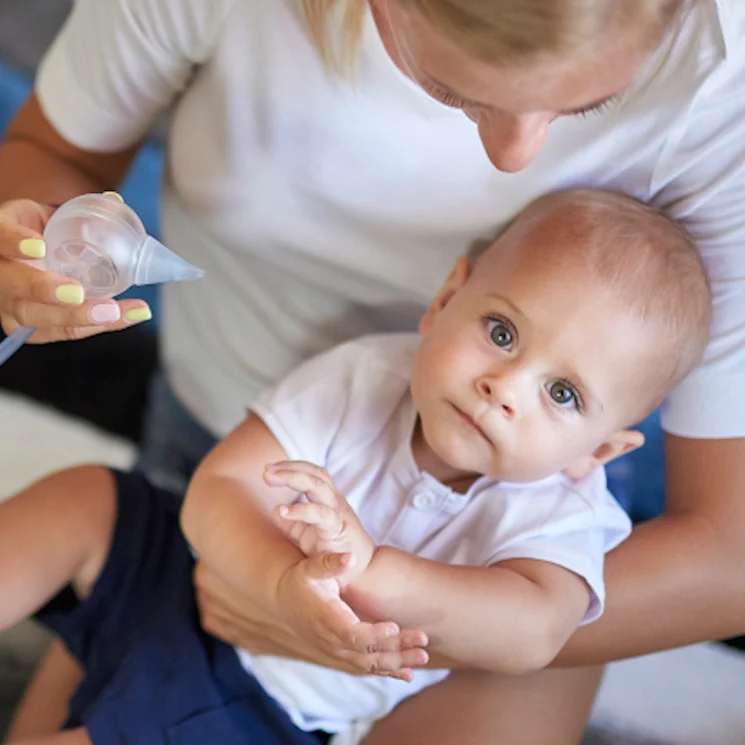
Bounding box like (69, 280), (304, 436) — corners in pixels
(476, 111), (550, 173)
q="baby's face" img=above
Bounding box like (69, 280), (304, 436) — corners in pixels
(411, 239), (651, 483)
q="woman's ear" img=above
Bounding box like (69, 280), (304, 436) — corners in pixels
(563, 430), (645, 481)
(419, 257), (470, 333)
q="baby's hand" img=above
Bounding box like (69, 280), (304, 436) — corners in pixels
(264, 461), (376, 584)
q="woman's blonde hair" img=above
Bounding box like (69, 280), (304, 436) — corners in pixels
(299, 0), (685, 74)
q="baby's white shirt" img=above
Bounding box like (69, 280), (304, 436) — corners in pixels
(241, 334), (631, 742)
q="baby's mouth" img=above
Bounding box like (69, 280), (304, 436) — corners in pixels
(452, 404), (492, 444)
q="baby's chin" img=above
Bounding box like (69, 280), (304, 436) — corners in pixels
(429, 429), (563, 484)
(430, 439), (511, 483)
(476, 458), (561, 484)
(431, 449), (558, 486)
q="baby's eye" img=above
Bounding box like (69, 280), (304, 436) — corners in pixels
(547, 381), (577, 408)
(487, 319), (514, 349)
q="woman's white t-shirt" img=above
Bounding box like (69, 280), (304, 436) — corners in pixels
(35, 0), (745, 439)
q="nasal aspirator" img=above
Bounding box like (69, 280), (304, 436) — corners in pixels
(0, 193), (205, 366)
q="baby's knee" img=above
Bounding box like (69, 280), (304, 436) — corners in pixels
(28, 465), (116, 508)
(51, 467), (119, 598)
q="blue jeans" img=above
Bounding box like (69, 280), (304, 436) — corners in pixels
(134, 372), (218, 495)
(135, 372), (665, 521)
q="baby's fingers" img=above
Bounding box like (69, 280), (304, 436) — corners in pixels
(276, 502), (344, 538)
(264, 466), (340, 508)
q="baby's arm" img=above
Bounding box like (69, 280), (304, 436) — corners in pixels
(181, 416), (427, 678)
(345, 550), (592, 675)
(265, 461), (591, 674)
(181, 415), (305, 606)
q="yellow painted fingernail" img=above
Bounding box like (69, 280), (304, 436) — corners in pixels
(125, 307), (152, 323)
(55, 284), (85, 305)
(19, 238), (46, 259)
(103, 191), (124, 202)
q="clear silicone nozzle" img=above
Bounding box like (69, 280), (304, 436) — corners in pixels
(134, 236), (206, 287)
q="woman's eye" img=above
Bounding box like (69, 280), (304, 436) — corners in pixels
(487, 319), (514, 349)
(547, 381), (577, 407)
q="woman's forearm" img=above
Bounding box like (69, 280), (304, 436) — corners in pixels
(557, 433), (745, 667)
(0, 93), (139, 204)
(0, 140), (101, 204)
(555, 511), (745, 666)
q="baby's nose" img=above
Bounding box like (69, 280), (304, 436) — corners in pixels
(477, 377), (518, 420)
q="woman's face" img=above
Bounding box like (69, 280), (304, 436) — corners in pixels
(371, 0), (656, 172)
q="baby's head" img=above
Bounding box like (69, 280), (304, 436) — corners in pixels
(411, 189), (711, 483)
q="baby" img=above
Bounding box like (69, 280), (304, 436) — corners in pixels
(0, 189), (710, 745)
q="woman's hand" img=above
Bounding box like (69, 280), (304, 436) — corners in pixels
(0, 197), (151, 342)
(194, 559), (429, 680)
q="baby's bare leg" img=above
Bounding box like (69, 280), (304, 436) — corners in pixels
(5, 641), (82, 742)
(0, 466), (116, 632)
(363, 666), (603, 745)
(8, 727), (91, 745)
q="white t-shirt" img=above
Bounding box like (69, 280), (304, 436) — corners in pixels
(239, 333), (631, 741)
(35, 0), (745, 439)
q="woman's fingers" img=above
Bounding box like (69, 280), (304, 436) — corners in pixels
(1, 291), (152, 329)
(0, 199), (55, 259)
(0, 259), (84, 313)
(0, 258), (135, 334)
(306, 582), (430, 676)
(343, 621), (429, 656)
(341, 625), (430, 681)
(1, 299), (152, 342)
(341, 621), (430, 679)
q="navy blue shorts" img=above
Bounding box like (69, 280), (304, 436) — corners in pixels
(35, 470), (330, 745)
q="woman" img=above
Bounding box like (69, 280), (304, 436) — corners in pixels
(1, 1), (744, 743)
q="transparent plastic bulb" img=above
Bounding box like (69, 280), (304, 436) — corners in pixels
(0, 193), (205, 366)
(43, 193), (204, 298)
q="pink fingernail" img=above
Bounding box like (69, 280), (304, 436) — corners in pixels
(89, 304), (121, 324)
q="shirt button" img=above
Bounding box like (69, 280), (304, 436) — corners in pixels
(412, 492), (437, 511)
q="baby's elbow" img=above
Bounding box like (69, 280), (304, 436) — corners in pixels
(179, 493), (198, 546)
(180, 474), (208, 547)
(510, 645), (555, 676)
(497, 620), (567, 676)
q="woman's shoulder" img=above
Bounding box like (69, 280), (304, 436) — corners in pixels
(671, 0), (745, 89)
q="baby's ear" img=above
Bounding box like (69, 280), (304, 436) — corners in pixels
(419, 257), (470, 333)
(562, 430), (645, 481)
